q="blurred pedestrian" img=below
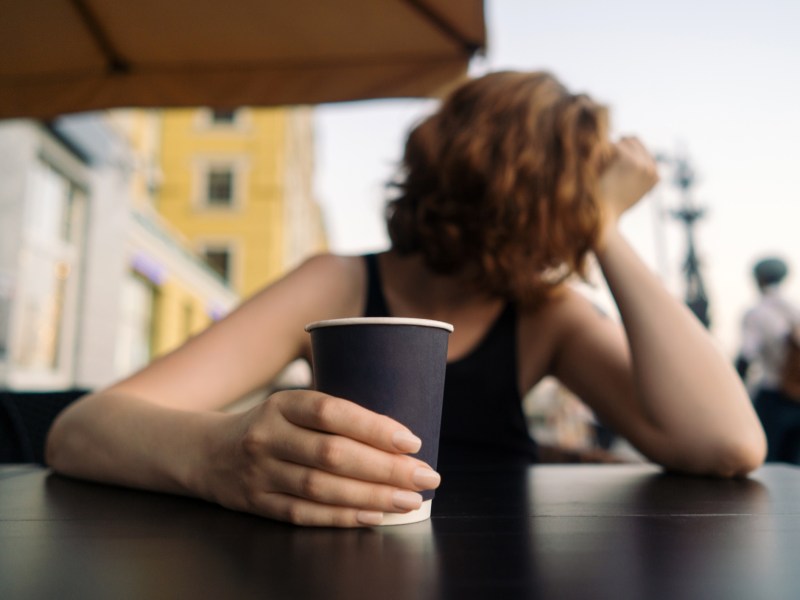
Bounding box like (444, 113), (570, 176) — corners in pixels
(737, 257), (800, 462)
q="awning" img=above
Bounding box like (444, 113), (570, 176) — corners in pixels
(0, 0), (486, 119)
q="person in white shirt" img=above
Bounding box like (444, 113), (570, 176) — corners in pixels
(737, 257), (800, 463)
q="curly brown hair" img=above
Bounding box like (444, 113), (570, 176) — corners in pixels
(386, 71), (610, 306)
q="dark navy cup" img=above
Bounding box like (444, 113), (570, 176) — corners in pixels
(305, 317), (453, 525)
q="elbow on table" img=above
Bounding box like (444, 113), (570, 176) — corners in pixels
(44, 402), (85, 472)
(701, 432), (767, 478)
(656, 427), (767, 478)
(44, 415), (69, 471)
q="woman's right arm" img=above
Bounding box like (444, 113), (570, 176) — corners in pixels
(46, 254), (440, 527)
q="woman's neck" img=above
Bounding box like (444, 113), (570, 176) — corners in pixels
(378, 250), (506, 362)
(379, 251), (501, 319)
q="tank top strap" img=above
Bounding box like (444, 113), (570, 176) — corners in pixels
(363, 254), (390, 317)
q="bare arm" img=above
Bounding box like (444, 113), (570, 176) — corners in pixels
(551, 139), (766, 476)
(47, 254), (441, 526)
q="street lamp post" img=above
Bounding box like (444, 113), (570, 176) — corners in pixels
(669, 155), (712, 329)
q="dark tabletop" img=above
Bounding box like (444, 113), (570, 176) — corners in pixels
(1, 463), (799, 600)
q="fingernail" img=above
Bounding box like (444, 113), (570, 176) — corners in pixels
(357, 511), (384, 526)
(412, 468), (441, 489)
(392, 490), (423, 511)
(392, 430), (422, 453)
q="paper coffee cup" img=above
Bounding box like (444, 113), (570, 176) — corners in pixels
(305, 317), (453, 525)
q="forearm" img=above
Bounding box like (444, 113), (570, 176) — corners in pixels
(46, 392), (230, 499)
(595, 228), (766, 474)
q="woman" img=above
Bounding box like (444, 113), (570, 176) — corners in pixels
(47, 71), (766, 527)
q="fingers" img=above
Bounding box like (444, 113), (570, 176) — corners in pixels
(270, 421), (440, 492)
(236, 390), (442, 527)
(266, 459), (426, 513)
(614, 136), (659, 183)
(601, 135), (659, 204)
(277, 390), (426, 455)
(268, 390), (441, 492)
(615, 136), (650, 164)
(253, 492), (386, 528)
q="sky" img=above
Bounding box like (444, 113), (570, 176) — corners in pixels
(313, 0), (800, 356)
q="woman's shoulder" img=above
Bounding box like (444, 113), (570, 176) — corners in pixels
(288, 250), (366, 284)
(517, 284), (616, 346)
(278, 251), (377, 288)
(518, 284), (601, 323)
(512, 287), (582, 389)
(516, 284), (622, 386)
(285, 252), (368, 316)
(296, 252), (365, 277)
(237, 253), (368, 322)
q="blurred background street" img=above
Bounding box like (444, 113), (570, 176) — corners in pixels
(2, 0), (797, 456)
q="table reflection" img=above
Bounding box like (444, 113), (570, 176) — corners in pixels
(40, 473), (442, 599)
(525, 466), (773, 600)
(0, 464), (785, 600)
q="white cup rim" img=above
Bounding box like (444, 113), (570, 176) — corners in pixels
(305, 317), (454, 333)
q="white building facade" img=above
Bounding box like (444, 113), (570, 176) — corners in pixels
(0, 116), (238, 391)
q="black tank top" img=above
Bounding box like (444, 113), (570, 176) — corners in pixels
(363, 254), (539, 467)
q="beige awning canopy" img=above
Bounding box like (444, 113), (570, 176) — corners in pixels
(0, 0), (486, 120)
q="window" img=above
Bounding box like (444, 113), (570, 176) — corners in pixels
(211, 109), (238, 124)
(182, 300), (195, 339)
(9, 160), (86, 387)
(0, 275), (12, 362)
(195, 158), (247, 210)
(195, 108), (249, 131)
(114, 274), (156, 377)
(204, 247), (232, 283)
(206, 167), (234, 206)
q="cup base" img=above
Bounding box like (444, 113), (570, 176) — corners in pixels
(379, 500), (432, 526)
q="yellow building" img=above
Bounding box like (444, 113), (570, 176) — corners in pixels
(156, 107), (327, 299)
(106, 110), (239, 370)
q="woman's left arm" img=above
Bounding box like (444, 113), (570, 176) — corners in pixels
(552, 138), (766, 476)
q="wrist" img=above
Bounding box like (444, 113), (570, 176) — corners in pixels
(594, 215), (622, 256)
(181, 411), (236, 502)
